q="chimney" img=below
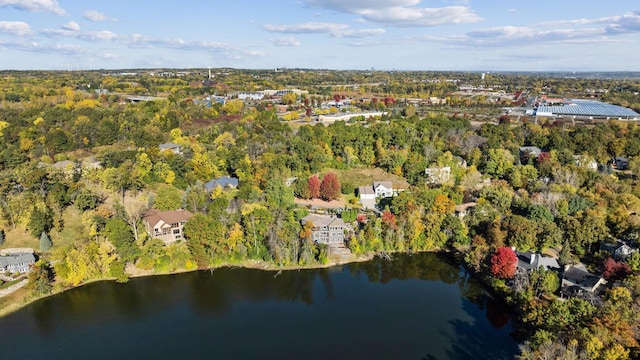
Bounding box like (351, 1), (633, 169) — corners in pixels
(529, 253), (536, 264)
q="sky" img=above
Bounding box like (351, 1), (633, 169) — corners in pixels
(1, 0), (640, 71)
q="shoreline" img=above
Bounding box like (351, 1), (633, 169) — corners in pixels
(0, 252), (376, 319)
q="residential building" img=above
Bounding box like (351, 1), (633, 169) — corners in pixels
(573, 155), (598, 171)
(600, 241), (636, 260)
(143, 209), (193, 245)
(373, 181), (393, 198)
(159, 143), (182, 155)
(358, 186), (376, 210)
(454, 202), (477, 219)
(519, 146), (542, 163)
(425, 166), (451, 185)
(300, 214), (345, 245)
(561, 264), (606, 298)
(516, 252), (560, 273)
(204, 176), (239, 192)
(0, 253), (36, 274)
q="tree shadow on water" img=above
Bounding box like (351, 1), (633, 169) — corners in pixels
(422, 298), (518, 360)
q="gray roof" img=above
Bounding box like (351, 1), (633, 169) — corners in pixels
(517, 252), (560, 272)
(562, 264), (605, 292)
(159, 142), (180, 150)
(519, 146), (542, 155)
(301, 214), (346, 228)
(373, 181), (393, 189)
(204, 176), (239, 190)
(358, 186), (374, 196)
(537, 99), (639, 118)
(0, 253), (36, 268)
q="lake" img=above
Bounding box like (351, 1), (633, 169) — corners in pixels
(0, 253), (518, 359)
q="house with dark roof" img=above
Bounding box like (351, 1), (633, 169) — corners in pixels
(516, 252), (560, 273)
(561, 264), (606, 299)
(143, 209), (193, 244)
(600, 241), (636, 260)
(0, 253), (36, 274)
(300, 214), (345, 245)
(204, 176), (239, 192)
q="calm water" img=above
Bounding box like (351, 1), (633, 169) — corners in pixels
(0, 253), (518, 359)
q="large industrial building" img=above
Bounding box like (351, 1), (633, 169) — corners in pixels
(533, 99), (640, 120)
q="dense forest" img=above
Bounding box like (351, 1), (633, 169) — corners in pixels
(1, 69), (640, 358)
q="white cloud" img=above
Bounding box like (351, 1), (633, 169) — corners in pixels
(0, 0), (65, 15)
(41, 28), (119, 41)
(338, 28), (386, 38)
(303, 0), (481, 27)
(263, 21), (385, 39)
(0, 21), (33, 36)
(270, 37), (301, 47)
(61, 21), (80, 31)
(263, 22), (349, 34)
(414, 11), (640, 48)
(83, 9), (115, 22)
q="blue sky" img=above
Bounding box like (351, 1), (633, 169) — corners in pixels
(1, 0), (639, 71)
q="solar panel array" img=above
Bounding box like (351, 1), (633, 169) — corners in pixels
(536, 99), (639, 118)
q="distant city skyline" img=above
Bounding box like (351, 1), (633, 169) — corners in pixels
(1, 0), (639, 71)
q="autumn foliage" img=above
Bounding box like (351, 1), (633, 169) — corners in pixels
(602, 258), (631, 281)
(490, 246), (518, 279)
(320, 172), (340, 201)
(308, 175), (321, 199)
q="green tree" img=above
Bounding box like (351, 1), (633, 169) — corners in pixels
(104, 218), (139, 262)
(27, 259), (53, 296)
(40, 231), (52, 252)
(153, 184), (182, 210)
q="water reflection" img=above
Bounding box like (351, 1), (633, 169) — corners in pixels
(0, 252), (518, 359)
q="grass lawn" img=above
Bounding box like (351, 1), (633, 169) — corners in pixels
(52, 207), (90, 249)
(1, 228), (38, 251)
(322, 166), (411, 189)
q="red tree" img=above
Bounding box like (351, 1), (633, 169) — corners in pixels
(490, 247), (518, 279)
(602, 258), (631, 281)
(320, 173), (341, 201)
(308, 175), (321, 199)
(381, 209), (397, 230)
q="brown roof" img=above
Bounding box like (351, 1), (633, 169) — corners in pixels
(144, 209), (193, 227)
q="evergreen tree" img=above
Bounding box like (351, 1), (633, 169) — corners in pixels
(40, 232), (52, 252)
(0, 229), (5, 246)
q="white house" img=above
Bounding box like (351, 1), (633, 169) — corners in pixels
(373, 181), (393, 198)
(425, 166), (451, 185)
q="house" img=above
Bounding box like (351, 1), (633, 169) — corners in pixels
(453, 156), (468, 168)
(373, 181), (393, 198)
(300, 214), (345, 245)
(612, 156), (629, 170)
(0, 253), (36, 274)
(358, 186), (376, 210)
(159, 143), (182, 155)
(52, 160), (77, 172)
(454, 202), (477, 219)
(519, 146), (542, 164)
(425, 166), (451, 185)
(561, 264), (606, 298)
(600, 241), (636, 260)
(516, 252), (560, 273)
(143, 209), (193, 245)
(204, 176), (239, 192)
(573, 155), (598, 171)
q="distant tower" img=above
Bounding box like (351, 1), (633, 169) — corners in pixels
(208, 68), (212, 79)
(481, 73), (486, 80)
